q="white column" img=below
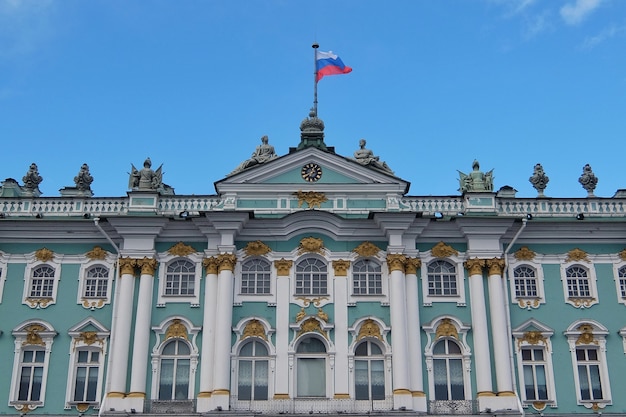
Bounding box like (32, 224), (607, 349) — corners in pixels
(197, 257), (219, 411)
(332, 260), (350, 398)
(464, 259), (493, 397)
(405, 258), (426, 412)
(486, 258), (514, 394)
(128, 258), (157, 399)
(273, 259), (292, 399)
(387, 254), (412, 409)
(107, 258), (136, 398)
(211, 253), (236, 410)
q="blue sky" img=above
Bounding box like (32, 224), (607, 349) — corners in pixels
(1, 0), (625, 198)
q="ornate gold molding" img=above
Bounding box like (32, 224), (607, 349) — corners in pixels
(76, 403), (90, 412)
(165, 319), (188, 340)
(386, 253), (407, 272)
(297, 237), (325, 255)
(35, 247), (54, 262)
(431, 241), (458, 258)
(576, 324), (598, 345)
(86, 246), (108, 260)
(295, 308), (306, 322)
(566, 248), (589, 263)
(216, 253), (237, 272)
(243, 240), (272, 257)
(517, 331), (546, 348)
(517, 298), (540, 309)
(464, 258), (485, 276)
(297, 317), (328, 339)
(273, 393), (289, 399)
(393, 389), (411, 395)
(514, 246), (535, 261)
(619, 249), (626, 261)
(357, 319), (383, 342)
(203, 257), (218, 275)
(294, 190), (328, 209)
(81, 298), (105, 309)
(532, 402), (547, 411)
(334, 394), (350, 399)
(405, 257), (422, 275)
(353, 241), (381, 257)
(332, 259), (350, 276)
(274, 258), (293, 276)
(25, 298), (52, 309)
(75, 331), (104, 347)
(486, 258), (505, 276)
(242, 319), (267, 341)
(23, 324), (47, 346)
(168, 242), (196, 257)
(137, 257), (158, 276)
(119, 257), (137, 276)
(295, 296), (328, 307)
(569, 297), (596, 308)
(317, 308), (329, 322)
(435, 318), (458, 340)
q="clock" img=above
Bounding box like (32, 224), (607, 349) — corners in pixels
(301, 163), (323, 182)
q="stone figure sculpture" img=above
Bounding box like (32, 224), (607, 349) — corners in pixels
(129, 158), (174, 195)
(230, 135), (278, 175)
(22, 163), (43, 194)
(578, 164), (598, 197)
(74, 163), (94, 192)
(529, 163), (549, 197)
(458, 160), (494, 193)
(352, 139), (393, 174)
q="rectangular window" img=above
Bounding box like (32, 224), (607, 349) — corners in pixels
(18, 349), (45, 401)
(521, 347), (548, 401)
(576, 347), (603, 401)
(515, 277), (538, 298)
(73, 350), (100, 402)
(30, 278), (54, 298)
(428, 274), (458, 296)
(568, 278), (591, 298)
(84, 278), (108, 298)
(620, 278), (626, 298)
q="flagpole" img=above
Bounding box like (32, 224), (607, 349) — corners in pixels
(312, 42), (319, 115)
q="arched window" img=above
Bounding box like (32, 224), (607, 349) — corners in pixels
(296, 337), (327, 397)
(566, 266), (591, 298)
(427, 260), (457, 296)
(354, 340), (385, 400)
(514, 266), (537, 298)
(295, 258), (327, 295)
(165, 260), (195, 296)
(432, 339), (465, 400)
(353, 259), (382, 295)
(241, 259), (271, 294)
(83, 265), (109, 298)
(30, 265), (55, 298)
(237, 340), (269, 400)
(158, 339), (191, 400)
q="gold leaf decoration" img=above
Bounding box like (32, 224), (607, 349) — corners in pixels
(386, 253), (406, 272)
(165, 319), (188, 340)
(298, 237), (324, 255)
(619, 249), (626, 261)
(168, 242), (196, 257)
(297, 317), (328, 339)
(566, 248), (589, 263)
(514, 246), (536, 261)
(518, 331), (546, 348)
(24, 324), (47, 346)
(295, 307), (306, 322)
(431, 242), (458, 258)
(293, 190), (328, 209)
(242, 319), (267, 341)
(405, 258), (422, 275)
(317, 308), (329, 322)
(435, 318), (458, 340)
(274, 259), (293, 276)
(86, 246), (108, 260)
(244, 240), (272, 257)
(576, 324), (597, 345)
(357, 319), (383, 342)
(353, 241), (381, 258)
(332, 259), (350, 276)
(35, 247), (54, 262)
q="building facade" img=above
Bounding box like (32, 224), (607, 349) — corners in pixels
(0, 114), (625, 416)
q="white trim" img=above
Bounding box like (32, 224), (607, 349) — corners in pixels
(507, 254), (546, 309)
(420, 251), (467, 307)
(613, 262), (626, 306)
(0, 251), (7, 303)
(560, 262), (599, 309)
(76, 257), (116, 309)
(155, 253), (203, 307)
(22, 259), (61, 309)
(233, 255), (275, 305)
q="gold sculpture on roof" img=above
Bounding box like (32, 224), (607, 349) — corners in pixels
(35, 247), (54, 262)
(431, 242), (458, 258)
(566, 248), (589, 263)
(86, 246), (108, 260)
(298, 237), (325, 255)
(168, 242), (196, 257)
(244, 240), (272, 257)
(353, 241), (382, 258)
(294, 190), (328, 209)
(514, 246), (536, 261)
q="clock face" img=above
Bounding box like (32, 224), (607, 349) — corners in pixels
(301, 163), (323, 182)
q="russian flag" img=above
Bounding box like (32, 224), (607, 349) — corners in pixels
(316, 50), (352, 82)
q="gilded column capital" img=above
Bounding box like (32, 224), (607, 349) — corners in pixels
(216, 253), (237, 273)
(386, 253), (407, 272)
(464, 258), (485, 276)
(203, 257), (218, 275)
(405, 257), (422, 275)
(274, 258), (293, 276)
(486, 258), (506, 276)
(119, 257), (137, 276)
(332, 260), (350, 276)
(137, 257), (158, 276)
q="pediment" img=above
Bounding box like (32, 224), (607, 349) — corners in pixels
(216, 147), (409, 195)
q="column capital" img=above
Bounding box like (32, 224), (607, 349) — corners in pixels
(486, 257), (506, 276)
(216, 253), (237, 272)
(137, 257), (158, 276)
(464, 258), (486, 276)
(203, 257), (218, 275)
(405, 257), (422, 275)
(274, 258), (293, 276)
(386, 253), (407, 272)
(119, 257), (137, 276)
(332, 259), (350, 276)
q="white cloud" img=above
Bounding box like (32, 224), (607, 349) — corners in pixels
(560, 0), (602, 25)
(581, 24), (626, 49)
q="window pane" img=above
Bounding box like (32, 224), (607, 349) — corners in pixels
(354, 361), (369, 400)
(297, 358), (325, 397)
(238, 360), (252, 400)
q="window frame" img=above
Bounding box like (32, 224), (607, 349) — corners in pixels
(77, 259), (115, 309)
(294, 336), (330, 398)
(294, 256), (328, 296)
(352, 258), (383, 296)
(22, 260), (61, 309)
(507, 255), (546, 309)
(560, 263), (598, 308)
(240, 257), (272, 295)
(0, 251), (7, 303)
(613, 263), (626, 306)
(420, 253), (466, 306)
(156, 254), (203, 307)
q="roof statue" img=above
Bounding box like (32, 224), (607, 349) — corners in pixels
(529, 163), (549, 197)
(352, 139), (394, 174)
(458, 160), (494, 193)
(74, 163), (94, 192)
(578, 163), (598, 197)
(229, 135), (278, 175)
(22, 163), (43, 197)
(129, 158), (174, 195)
(295, 108), (330, 151)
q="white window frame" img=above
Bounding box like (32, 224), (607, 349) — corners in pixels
(422, 316), (472, 401)
(22, 260), (61, 309)
(420, 252), (466, 306)
(0, 251), (7, 303)
(150, 317), (200, 400)
(560, 263), (598, 308)
(9, 320), (57, 412)
(77, 259), (115, 309)
(64, 318), (109, 410)
(351, 258), (383, 296)
(512, 319), (557, 410)
(239, 257), (273, 295)
(156, 253), (203, 307)
(508, 256), (546, 309)
(564, 320), (611, 409)
(613, 262), (626, 306)
(293, 256), (329, 296)
(293, 335), (332, 398)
